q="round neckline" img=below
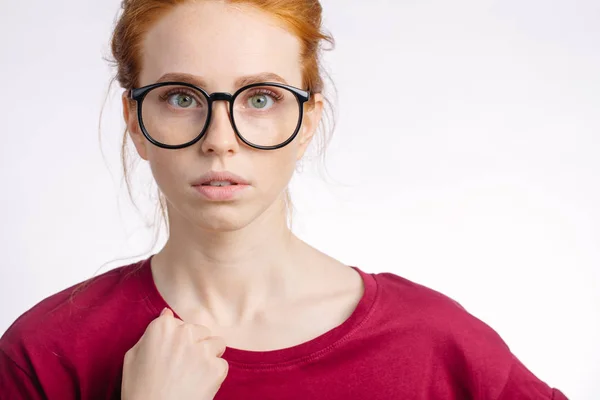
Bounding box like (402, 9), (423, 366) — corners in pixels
(137, 254), (379, 368)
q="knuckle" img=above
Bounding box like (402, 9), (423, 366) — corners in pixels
(198, 339), (213, 357)
(147, 317), (168, 334)
(180, 323), (200, 339)
(149, 315), (167, 329)
(188, 322), (212, 338)
(196, 324), (212, 337)
(214, 337), (226, 355)
(181, 323), (195, 333)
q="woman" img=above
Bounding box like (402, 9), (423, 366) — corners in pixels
(0, 0), (568, 399)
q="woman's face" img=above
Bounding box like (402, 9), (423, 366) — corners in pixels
(122, 1), (323, 231)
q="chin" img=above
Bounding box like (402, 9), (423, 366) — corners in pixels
(195, 217), (251, 232)
(168, 189), (284, 232)
(186, 204), (259, 232)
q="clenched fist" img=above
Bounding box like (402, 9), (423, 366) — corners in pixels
(121, 308), (228, 400)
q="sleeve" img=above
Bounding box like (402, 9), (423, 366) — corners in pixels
(441, 299), (569, 400)
(496, 353), (569, 400)
(0, 349), (46, 399)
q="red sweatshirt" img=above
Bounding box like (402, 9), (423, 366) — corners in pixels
(0, 255), (568, 399)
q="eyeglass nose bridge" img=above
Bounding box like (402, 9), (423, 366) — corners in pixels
(204, 92), (236, 131)
(208, 92), (234, 103)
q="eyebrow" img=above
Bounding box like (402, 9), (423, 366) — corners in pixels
(155, 72), (289, 89)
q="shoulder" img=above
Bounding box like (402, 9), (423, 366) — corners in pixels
(371, 270), (512, 357)
(1, 259), (146, 347)
(371, 271), (478, 330)
(370, 270), (512, 354)
(363, 270), (566, 399)
(0, 258), (151, 395)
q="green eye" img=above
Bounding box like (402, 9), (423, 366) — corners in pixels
(171, 94), (196, 108)
(251, 94), (269, 109)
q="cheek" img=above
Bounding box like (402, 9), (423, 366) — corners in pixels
(146, 149), (188, 192)
(257, 149), (297, 192)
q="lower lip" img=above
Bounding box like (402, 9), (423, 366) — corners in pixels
(193, 184), (250, 201)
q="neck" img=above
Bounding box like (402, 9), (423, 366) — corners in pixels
(151, 196), (312, 326)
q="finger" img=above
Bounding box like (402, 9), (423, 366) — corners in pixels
(204, 336), (227, 357)
(216, 357), (229, 381)
(211, 336), (227, 357)
(179, 322), (213, 341)
(158, 308), (185, 327)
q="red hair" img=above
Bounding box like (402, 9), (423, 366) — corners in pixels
(112, 0), (333, 96)
(110, 0), (336, 246)
(70, 0), (336, 300)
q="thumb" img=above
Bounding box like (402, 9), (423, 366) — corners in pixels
(160, 307), (173, 317)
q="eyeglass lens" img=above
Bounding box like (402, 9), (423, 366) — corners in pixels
(140, 84), (301, 147)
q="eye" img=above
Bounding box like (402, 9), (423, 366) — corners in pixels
(159, 89), (203, 109)
(243, 89), (283, 110)
(169, 93), (197, 108)
(249, 93), (273, 109)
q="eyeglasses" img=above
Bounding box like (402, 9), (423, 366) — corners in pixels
(128, 81), (311, 150)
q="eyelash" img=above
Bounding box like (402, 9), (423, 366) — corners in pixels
(247, 89), (284, 102)
(158, 87), (285, 105)
(159, 88), (201, 104)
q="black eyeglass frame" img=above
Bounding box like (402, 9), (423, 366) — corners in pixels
(128, 81), (311, 150)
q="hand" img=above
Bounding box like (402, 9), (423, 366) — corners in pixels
(121, 308), (228, 400)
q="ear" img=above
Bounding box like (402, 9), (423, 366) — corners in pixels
(121, 91), (149, 161)
(296, 92), (324, 161)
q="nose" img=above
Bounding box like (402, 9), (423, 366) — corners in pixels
(200, 99), (240, 156)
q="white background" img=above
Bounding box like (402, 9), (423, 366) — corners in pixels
(1, 0), (598, 397)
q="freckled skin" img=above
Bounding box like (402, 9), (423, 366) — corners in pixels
(122, 1), (323, 232)
(118, 1), (361, 354)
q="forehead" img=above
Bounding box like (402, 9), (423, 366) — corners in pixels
(139, 1), (303, 91)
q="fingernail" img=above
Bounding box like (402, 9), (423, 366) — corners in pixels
(160, 307), (168, 316)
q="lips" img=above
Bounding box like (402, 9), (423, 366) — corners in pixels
(193, 181), (249, 201)
(201, 181), (238, 186)
(192, 170), (250, 186)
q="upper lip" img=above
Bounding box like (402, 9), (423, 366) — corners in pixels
(192, 170), (250, 186)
